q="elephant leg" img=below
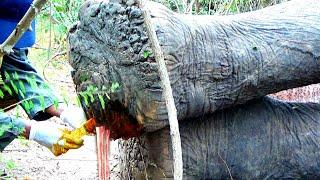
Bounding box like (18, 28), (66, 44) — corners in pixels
(115, 97), (320, 179)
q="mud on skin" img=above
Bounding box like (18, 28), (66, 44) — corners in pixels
(68, 0), (320, 138)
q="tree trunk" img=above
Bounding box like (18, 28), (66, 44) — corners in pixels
(68, 0), (320, 137)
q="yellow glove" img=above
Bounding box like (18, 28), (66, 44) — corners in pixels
(52, 118), (97, 156)
(29, 121), (84, 156)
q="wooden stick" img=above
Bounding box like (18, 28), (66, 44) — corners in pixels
(137, 1), (183, 179)
(0, 0), (49, 74)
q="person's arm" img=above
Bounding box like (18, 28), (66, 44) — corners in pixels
(0, 113), (84, 156)
(28, 120), (84, 156)
(45, 104), (87, 129)
(0, 113), (30, 151)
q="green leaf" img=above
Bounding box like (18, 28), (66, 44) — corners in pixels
(111, 82), (120, 93)
(6, 160), (16, 170)
(53, 1), (66, 12)
(102, 85), (107, 91)
(79, 74), (89, 82)
(22, 101), (31, 114)
(79, 92), (89, 106)
(89, 93), (95, 103)
(15, 106), (21, 118)
(143, 50), (152, 58)
(76, 96), (81, 107)
(53, 99), (59, 110)
(25, 75), (31, 84)
(29, 100), (35, 110)
(105, 93), (110, 100)
(98, 94), (105, 109)
(0, 124), (12, 137)
(30, 75), (38, 89)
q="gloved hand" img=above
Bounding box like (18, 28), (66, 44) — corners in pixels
(29, 121), (84, 156)
(60, 105), (87, 129)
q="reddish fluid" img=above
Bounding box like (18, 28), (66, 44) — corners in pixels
(97, 126), (110, 180)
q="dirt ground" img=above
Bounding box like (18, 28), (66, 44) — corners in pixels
(0, 49), (100, 179)
(1, 135), (98, 179)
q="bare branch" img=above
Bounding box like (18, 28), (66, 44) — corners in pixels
(0, 0), (49, 68)
(137, 0), (183, 179)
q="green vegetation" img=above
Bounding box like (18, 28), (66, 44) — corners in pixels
(0, 154), (16, 179)
(37, 0), (85, 48)
(28, 0), (86, 106)
(157, 0), (287, 14)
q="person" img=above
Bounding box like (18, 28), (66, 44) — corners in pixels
(0, 0), (87, 155)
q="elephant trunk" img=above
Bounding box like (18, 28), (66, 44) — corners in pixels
(68, 0), (320, 138)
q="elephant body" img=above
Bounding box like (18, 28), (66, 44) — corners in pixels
(118, 97), (320, 179)
(67, 0), (320, 178)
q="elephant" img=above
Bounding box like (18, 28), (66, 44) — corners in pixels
(115, 96), (320, 179)
(67, 0), (320, 178)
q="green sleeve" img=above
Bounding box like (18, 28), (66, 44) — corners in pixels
(0, 113), (27, 151)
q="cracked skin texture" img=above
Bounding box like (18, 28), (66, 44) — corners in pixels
(119, 97), (320, 179)
(68, 0), (320, 138)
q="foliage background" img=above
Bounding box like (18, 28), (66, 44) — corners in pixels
(29, 0), (86, 104)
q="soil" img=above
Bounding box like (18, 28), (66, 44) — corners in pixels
(1, 135), (98, 179)
(0, 49), (100, 179)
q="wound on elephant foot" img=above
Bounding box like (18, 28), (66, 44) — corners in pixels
(86, 100), (143, 139)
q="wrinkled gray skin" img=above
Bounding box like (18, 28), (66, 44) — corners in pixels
(117, 97), (320, 179)
(68, 0), (320, 179)
(69, 0), (320, 132)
